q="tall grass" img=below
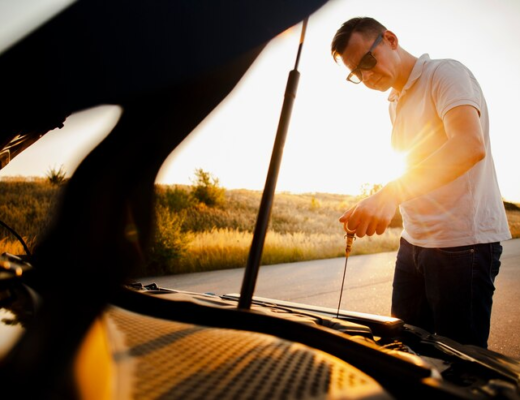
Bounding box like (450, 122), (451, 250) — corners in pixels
(172, 227), (402, 274)
(507, 210), (520, 238)
(1, 179), (519, 277)
(0, 237), (34, 256)
(0, 179), (62, 256)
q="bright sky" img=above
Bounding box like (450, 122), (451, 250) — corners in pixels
(2, 0), (520, 203)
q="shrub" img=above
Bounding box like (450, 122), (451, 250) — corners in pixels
(158, 185), (192, 213)
(144, 205), (191, 276)
(190, 168), (225, 207)
(310, 197), (321, 210)
(46, 165), (67, 186)
(504, 201), (520, 212)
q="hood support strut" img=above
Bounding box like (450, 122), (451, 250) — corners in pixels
(238, 19), (308, 310)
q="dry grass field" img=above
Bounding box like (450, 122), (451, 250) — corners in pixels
(1, 179), (519, 276)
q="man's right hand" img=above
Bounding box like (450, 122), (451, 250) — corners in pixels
(339, 186), (398, 237)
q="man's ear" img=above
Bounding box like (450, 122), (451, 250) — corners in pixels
(384, 30), (399, 50)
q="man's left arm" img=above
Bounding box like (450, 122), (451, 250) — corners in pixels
(340, 105), (485, 237)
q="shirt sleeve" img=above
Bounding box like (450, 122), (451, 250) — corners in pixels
(431, 60), (483, 119)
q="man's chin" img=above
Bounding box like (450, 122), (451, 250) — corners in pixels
(365, 76), (389, 92)
(372, 77), (391, 92)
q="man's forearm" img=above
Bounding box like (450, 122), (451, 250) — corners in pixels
(383, 133), (485, 204)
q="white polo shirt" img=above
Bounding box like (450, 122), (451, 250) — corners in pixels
(388, 54), (511, 247)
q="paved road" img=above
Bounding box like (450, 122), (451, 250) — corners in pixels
(143, 238), (520, 359)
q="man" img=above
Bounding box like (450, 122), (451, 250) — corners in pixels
(331, 17), (511, 348)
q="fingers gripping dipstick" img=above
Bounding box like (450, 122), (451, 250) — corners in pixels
(336, 223), (356, 318)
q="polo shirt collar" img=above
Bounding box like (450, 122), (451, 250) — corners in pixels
(388, 53), (430, 102)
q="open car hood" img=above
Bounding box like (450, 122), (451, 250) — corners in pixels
(2, 275), (520, 399)
(0, 0), (326, 168)
(1, 1), (520, 399)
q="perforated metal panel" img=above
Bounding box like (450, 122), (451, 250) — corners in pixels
(106, 307), (392, 400)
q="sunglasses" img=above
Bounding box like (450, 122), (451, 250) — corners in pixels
(346, 33), (384, 84)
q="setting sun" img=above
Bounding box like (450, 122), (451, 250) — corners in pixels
(382, 151), (407, 183)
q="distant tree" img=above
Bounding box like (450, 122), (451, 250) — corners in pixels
(190, 168), (225, 207)
(504, 200), (520, 211)
(360, 183), (383, 198)
(46, 165), (67, 186)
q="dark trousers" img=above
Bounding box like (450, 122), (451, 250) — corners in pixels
(391, 237), (502, 348)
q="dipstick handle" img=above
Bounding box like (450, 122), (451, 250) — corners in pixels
(343, 223), (356, 258)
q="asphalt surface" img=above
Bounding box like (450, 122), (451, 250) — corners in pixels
(143, 238), (520, 359)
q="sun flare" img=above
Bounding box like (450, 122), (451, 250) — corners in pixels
(383, 151), (407, 183)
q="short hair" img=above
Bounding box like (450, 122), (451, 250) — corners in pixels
(331, 17), (387, 62)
